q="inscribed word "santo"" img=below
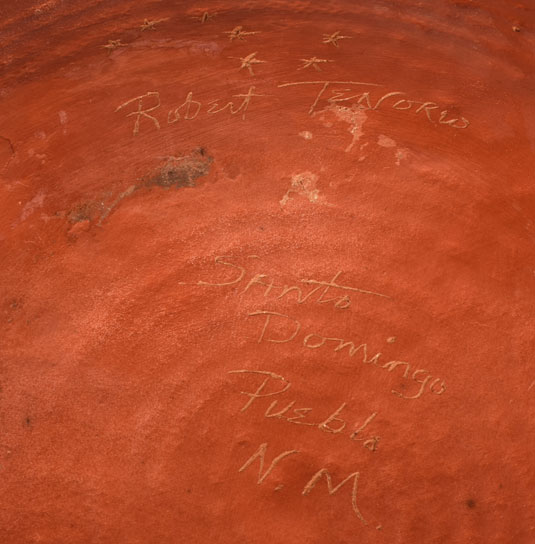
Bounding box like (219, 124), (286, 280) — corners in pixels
(182, 255), (391, 311)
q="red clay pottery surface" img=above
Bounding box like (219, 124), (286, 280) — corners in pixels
(1, 1), (534, 542)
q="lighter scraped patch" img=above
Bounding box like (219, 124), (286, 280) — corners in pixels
(395, 149), (408, 166)
(377, 134), (408, 165)
(280, 172), (321, 206)
(20, 191), (45, 223)
(377, 134), (396, 148)
(326, 104), (367, 152)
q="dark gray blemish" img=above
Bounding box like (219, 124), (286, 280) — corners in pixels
(67, 148), (213, 228)
(68, 202), (105, 224)
(146, 148), (213, 189)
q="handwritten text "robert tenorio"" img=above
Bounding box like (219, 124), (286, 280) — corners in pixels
(115, 79), (469, 135)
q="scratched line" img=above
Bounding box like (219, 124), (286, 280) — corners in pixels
(278, 81), (383, 88)
(300, 270), (391, 299)
(301, 279), (390, 299)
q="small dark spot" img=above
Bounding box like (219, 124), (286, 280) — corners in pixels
(466, 499), (476, 509)
(25, 417), (31, 427)
(186, 489), (191, 494)
(258, 226), (264, 231)
(499, 483), (503, 489)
